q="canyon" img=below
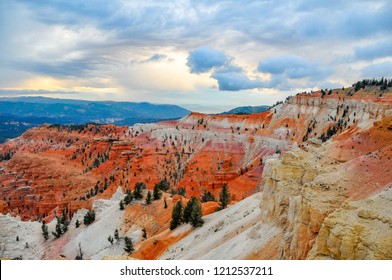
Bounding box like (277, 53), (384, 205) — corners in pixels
(1, 84), (392, 260)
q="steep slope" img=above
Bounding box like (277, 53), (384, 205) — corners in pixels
(0, 187), (186, 260)
(160, 192), (281, 260)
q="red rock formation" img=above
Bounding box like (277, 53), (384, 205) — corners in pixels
(0, 86), (391, 233)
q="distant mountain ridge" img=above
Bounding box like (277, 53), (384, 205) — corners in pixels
(222, 105), (270, 115)
(0, 96), (190, 142)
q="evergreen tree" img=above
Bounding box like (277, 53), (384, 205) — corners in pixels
(183, 198), (193, 223)
(170, 200), (183, 230)
(200, 189), (215, 202)
(62, 220), (69, 233)
(60, 211), (67, 225)
(142, 228), (147, 239)
(183, 197), (204, 227)
(219, 184), (231, 209)
(145, 191), (152, 204)
(133, 182), (145, 199)
(124, 189), (134, 205)
(171, 187), (186, 197)
(114, 229), (119, 241)
(156, 179), (170, 191)
(164, 198), (168, 209)
(61, 215), (69, 233)
(83, 210), (96, 225)
(41, 221), (49, 240)
(75, 219), (81, 228)
(189, 198), (204, 227)
(119, 199), (125, 210)
(124, 236), (134, 254)
(153, 184), (162, 200)
(52, 218), (63, 238)
(90, 210), (96, 223)
(108, 235), (114, 245)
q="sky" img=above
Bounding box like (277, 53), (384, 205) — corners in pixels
(1, 0), (392, 113)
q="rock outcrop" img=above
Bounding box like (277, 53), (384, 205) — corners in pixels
(308, 187), (392, 260)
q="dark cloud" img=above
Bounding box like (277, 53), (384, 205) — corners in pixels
(187, 48), (334, 91)
(354, 41), (392, 61)
(211, 66), (262, 91)
(187, 48), (267, 91)
(187, 47), (231, 74)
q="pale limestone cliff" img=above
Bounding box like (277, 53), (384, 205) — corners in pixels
(308, 187), (392, 259)
(258, 141), (392, 260)
(260, 148), (347, 259)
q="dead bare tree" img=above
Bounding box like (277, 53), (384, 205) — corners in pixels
(75, 242), (83, 260)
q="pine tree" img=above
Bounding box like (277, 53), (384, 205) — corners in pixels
(200, 189), (215, 202)
(153, 184), (162, 200)
(124, 236), (134, 254)
(164, 198), (168, 209)
(177, 187), (186, 197)
(145, 191), (152, 204)
(189, 198), (204, 227)
(63, 220), (69, 233)
(170, 200), (183, 230)
(119, 199), (125, 210)
(52, 218), (63, 238)
(156, 179), (170, 191)
(124, 189), (134, 205)
(183, 198), (193, 223)
(41, 222), (49, 240)
(60, 211), (67, 224)
(142, 228), (147, 239)
(108, 235), (114, 245)
(75, 219), (81, 228)
(61, 216), (69, 233)
(83, 210), (96, 225)
(133, 182), (145, 199)
(114, 229), (119, 241)
(183, 197), (204, 227)
(219, 184), (231, 209)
